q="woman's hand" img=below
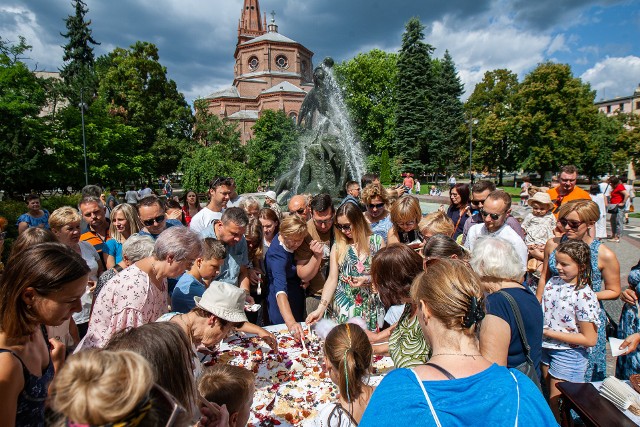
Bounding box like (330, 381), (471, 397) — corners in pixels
(305, 307), (325, 326)
(350, 275), (371, 288)
(287, 321), (304, 342)
(49, 338), (66, 373)
(258, 330), (278, 351)
(622, 333), (640, 354)
(198, 401), (230, 427)
(620, 288), (638, 305)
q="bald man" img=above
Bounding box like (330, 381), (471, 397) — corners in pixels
(288, 195), (311, 221)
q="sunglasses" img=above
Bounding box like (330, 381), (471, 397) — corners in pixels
(470, 199), (486, 206)
(368, 203), (385, 209)
(141, 215), (166, 227)
(335, 223), (352, 232)
(152, 383), (187, 427)
(480, 209), (503, 221)
(209, 176), (232, 189)
(289, 208), (306, 215)
(559, 218), (583, 229)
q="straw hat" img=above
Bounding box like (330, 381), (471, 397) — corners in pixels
(527, 192), (554, 210)
(194, 281), (248, 323)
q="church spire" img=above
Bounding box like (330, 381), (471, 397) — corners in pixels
(237, 0), (266, 44)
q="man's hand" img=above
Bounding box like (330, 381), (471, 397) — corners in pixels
(309, 240), (324, 258)
(248, 268), (263, 285)
(287, 321), (304, 342)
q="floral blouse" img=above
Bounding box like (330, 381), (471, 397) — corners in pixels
(541, 276), (601, 350)
(76, 264), (168, 351)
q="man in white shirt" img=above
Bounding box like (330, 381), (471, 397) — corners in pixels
(190, 176), (233, 235)
(464, 190), (528, 269)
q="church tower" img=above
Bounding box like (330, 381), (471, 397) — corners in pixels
(237, 0), (267, 44)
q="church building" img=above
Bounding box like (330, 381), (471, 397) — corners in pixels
(202, 0), (314, 144)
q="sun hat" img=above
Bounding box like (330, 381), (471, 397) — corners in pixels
(265, 191), (277, 201)
(193, 281), (248, 323)
(527, 192), (554, 210)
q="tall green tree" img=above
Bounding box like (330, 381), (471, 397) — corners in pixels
(0, 37), (50, 194)
(394, 17), (435, 171)
(333, 49), (397, 155)
(247, 110), (298, 182)
(613, 112), (640, 174)
(60, 0), (100, 102)
(96, 42), (194, 177)
(466, 69), (519, 184)
(514, 62), (597, 176)
(429, 51), (465, 175)
(581, 112), (624, 180)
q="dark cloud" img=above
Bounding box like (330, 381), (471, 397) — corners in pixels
(507, 0), (627, 30)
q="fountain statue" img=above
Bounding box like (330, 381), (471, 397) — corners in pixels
(276, 57), (365, 198)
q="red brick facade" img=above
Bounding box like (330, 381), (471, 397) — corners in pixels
(202, 0), (314, 144)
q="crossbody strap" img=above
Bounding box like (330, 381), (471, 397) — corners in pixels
(410, 369), (443, 427)
(497, 290), (534, 366)
(509, 371), (520, 427)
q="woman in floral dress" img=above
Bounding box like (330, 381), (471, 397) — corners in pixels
(616, 261), (640, 379)
(307, 203), (385, 331)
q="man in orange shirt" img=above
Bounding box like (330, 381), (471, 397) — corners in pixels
(547, 165), (590, 217)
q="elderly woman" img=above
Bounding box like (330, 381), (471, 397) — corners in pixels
(362, 183), (393, 243)
(0, 243), (89, 427)
(471, 236), (543, 387)
(265, 215), (308, 339)
(76, 226), (203, 350)
(387, 196), (423, 249)
(94, 233), (155, 299)
(239, 196), (261, 220)
(359, 259), (555, 426)
(418, 211), (455, 240)
(49, 207), (102, 338)
(103, 203), (143, 269)
(447, 183), (470, 240)
(369, 244), (430, 368)
(538, 199), (621, 382)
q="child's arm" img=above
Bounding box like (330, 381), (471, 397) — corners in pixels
(543, 321), (598, 347)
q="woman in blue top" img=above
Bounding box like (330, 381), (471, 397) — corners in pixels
(103, 203), (143, 269)
(359, 259), (557, 427)
(537, 199), (621, 382)
(0, 243), (89, 427)
(265, 215), (308, 341)
(17, 195), (50, 235)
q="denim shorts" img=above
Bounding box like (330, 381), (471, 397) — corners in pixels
(541, 347), (588, 382)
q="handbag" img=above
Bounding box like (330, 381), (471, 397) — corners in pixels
(498, 291), (543, 392)
(605, 310), (618, 339)
(607, 204), (619, 214)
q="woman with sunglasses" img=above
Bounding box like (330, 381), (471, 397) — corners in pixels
(306, 203), (386, 332)
(362, 183), (393, 243)
(446, 183), (470, 241)
(387, 196), (424, 249)
(537, 199), (621, 382)
(76, 227), (203, 351)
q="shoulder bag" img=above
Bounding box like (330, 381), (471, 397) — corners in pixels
(497, 290), (543, 392)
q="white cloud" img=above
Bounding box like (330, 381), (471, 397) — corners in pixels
(580, 56), (640, 100)
(547, 34), (569, 55)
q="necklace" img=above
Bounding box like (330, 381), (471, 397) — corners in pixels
(431, 353), (484, 359)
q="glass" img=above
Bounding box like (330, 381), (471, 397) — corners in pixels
(152, 383), (187, 427)
(470, 198), (486, 206)
(314, 218), (333, 226)
(368, 203), (385, 209)
(335, 223), (352, 232)
(480, 209), (503, 221)
(559, 218), (583, 229)
(141, 215), (166, 226)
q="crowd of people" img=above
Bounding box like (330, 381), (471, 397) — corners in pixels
(0, 167), (638, 426)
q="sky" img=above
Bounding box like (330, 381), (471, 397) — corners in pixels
(2, 0), (639, 106)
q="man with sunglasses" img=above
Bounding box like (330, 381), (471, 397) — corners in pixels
(464, 190), (528, 269)
(288, 195), (311, 221)
(546, 165), (590, 218)
(137, 195), (181, 239)
(190, 176), (234, 235)
(461, 181), (525, 245)
(294, 194), (334, 314)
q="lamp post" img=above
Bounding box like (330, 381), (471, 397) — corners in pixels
(467, 116), (478, 182)
(79, 88), (88, 186)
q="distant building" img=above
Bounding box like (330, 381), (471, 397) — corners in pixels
(200, 0), (314, 144)
(595, 84), (640, 116)
(34, 71), (67, 116)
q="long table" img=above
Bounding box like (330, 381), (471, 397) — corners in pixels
(557, 382), (640, 426)
(206, 323), (394, 427)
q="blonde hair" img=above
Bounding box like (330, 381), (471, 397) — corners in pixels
(198, 365), (255, 415)
(49, 350), (153, 424)
(334, 202), (372, 265)
(361, 183), (389, 205)
(109, 203), (143, 242)
(411, 258), (485, 335)
(49, 206), (81, 230)
(419, 211), (455, 237)
(279, 214), (307, 238)
(390, 196), (422, 228)
(557, 199), (600, 223)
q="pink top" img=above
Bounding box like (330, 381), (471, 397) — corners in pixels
(75, 264), (168, 351)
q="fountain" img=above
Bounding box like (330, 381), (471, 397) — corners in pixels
(276, 57), (365, 199)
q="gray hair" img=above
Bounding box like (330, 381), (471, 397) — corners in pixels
(153, 227), (203, 261)
(239, 196), (260, 211)
(469, 236), (524, 281)
(220, 207), (249, 228)
(79, 195), (105, 209)
(122, 234), (155, 263)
